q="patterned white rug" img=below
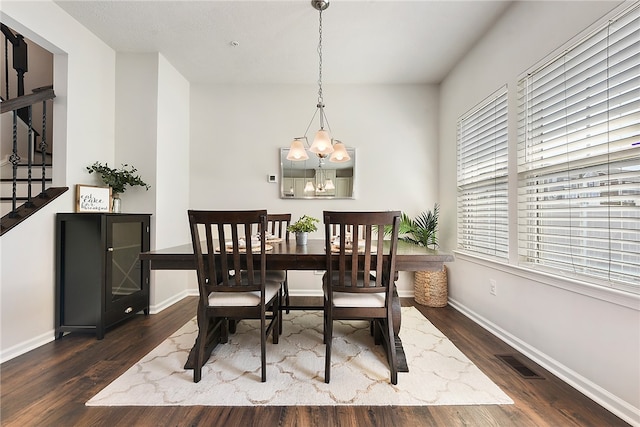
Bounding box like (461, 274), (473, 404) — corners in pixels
(87, 307), (513, 406)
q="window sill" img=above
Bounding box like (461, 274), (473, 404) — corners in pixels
(453, 250), (640, 310)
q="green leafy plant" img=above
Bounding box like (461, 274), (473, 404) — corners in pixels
(86, 162), (150, 194)
(386, 204), (439, 248)
(287, 215), (319, 233)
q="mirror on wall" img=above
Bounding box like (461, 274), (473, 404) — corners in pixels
(280, 148), (355, 199)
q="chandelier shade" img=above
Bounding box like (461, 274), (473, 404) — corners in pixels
(309, 129), (333, 156)
(324, 179), (335, 190)
(286, 138), (310, 161)
(329, 140), (350, 162)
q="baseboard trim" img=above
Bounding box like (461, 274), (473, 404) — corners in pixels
(0, 330), (54, 364)
(448, 298), (639, 426)
(289, 289), (323, 298)
(150, 290), (194, 314)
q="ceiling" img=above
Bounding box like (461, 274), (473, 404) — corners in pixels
(53, 0), (512, 85)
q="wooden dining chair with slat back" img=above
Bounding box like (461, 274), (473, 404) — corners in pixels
(188, 209), (281, 383)
(322, 210), (401, 384)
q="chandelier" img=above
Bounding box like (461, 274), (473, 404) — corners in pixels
(302, 157), (336, 194)
(287, 0), (351, 164)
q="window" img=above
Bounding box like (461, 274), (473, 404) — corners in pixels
(517, 4), (640, 293)
(457, 88), (509, 260)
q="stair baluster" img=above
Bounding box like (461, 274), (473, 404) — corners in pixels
(9, 110), (19, 217)
(1, 88), (65, 236)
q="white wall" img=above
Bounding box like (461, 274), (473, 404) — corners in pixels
(188, 83), (439, 296)
(438, 1), (639, 424)
(114, 52), (191, 311)
(152, 54), (191, 309)
(1, 0), (116, 361)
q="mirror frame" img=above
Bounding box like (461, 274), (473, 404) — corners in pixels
(280, 148), (356, 199)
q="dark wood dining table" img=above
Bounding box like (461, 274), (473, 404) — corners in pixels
(140, 239), (454, 372)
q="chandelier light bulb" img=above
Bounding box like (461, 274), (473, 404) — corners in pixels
(286, 138), (309, 161)
(309, 129), (334, 156)
(324, 179), (335, 190)
(329, 141), (350, 162)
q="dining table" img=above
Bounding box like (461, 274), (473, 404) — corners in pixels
(140, 239), (454, 372)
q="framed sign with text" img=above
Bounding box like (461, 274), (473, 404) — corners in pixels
(76, 185), (111, 212)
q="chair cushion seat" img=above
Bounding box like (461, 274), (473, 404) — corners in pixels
(323, 273), (386, 307)
(332, 291), (386, 307)
(208, 281), (281, 306)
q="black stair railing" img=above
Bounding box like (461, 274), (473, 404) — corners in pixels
(2, 87), (55, 204)
(1, 23), (67, 236)
(1, 88), (66, 235)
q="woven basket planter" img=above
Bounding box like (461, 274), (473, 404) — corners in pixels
(414, 266), (448, 307)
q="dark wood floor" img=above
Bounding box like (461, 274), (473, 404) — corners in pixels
(0, 296), (628, 427)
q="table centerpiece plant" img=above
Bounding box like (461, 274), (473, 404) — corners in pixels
(86, 162), (150, 213)
(287, 215), (319, 246)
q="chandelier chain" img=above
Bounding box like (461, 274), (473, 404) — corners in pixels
(317, 8), (323, 106)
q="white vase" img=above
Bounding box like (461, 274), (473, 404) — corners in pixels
(296, 232), (308, 246)
(112, 194), (122, 213)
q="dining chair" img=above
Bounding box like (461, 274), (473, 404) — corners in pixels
(322, 210), (401, 384)
(187, 209), (281, 383)
(265, 213), (291, 314)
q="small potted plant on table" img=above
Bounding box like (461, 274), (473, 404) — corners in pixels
(287, 215), (319, 246)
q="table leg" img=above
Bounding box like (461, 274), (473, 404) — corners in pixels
(183, 315), (222, 370)
(391, 287), (408, 372)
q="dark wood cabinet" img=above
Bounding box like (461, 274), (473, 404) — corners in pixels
(55, 213), (151, 339)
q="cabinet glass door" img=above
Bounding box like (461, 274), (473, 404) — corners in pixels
(110, 221), (143, 300)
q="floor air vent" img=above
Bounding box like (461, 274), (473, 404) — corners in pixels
(496, 354), (544, 379)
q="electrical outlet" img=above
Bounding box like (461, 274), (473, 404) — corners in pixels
(489, 279), (497, 296)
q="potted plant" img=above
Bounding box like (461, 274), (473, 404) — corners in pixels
(396, 205), (439, 249)
(287, 215), (319, 246)
(86, 162), (150, 213)
(389, 204), (446, 307)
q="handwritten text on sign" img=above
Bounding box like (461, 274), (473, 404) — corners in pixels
(76, 185), (111, 212)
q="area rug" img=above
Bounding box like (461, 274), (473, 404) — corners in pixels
(86, 307), (513, 406)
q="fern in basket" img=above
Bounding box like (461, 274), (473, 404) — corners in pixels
(384, 204), (439, 249)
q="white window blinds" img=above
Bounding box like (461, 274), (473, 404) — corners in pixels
(457, 88), (509, 259)
(517, 4), (640, 292)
